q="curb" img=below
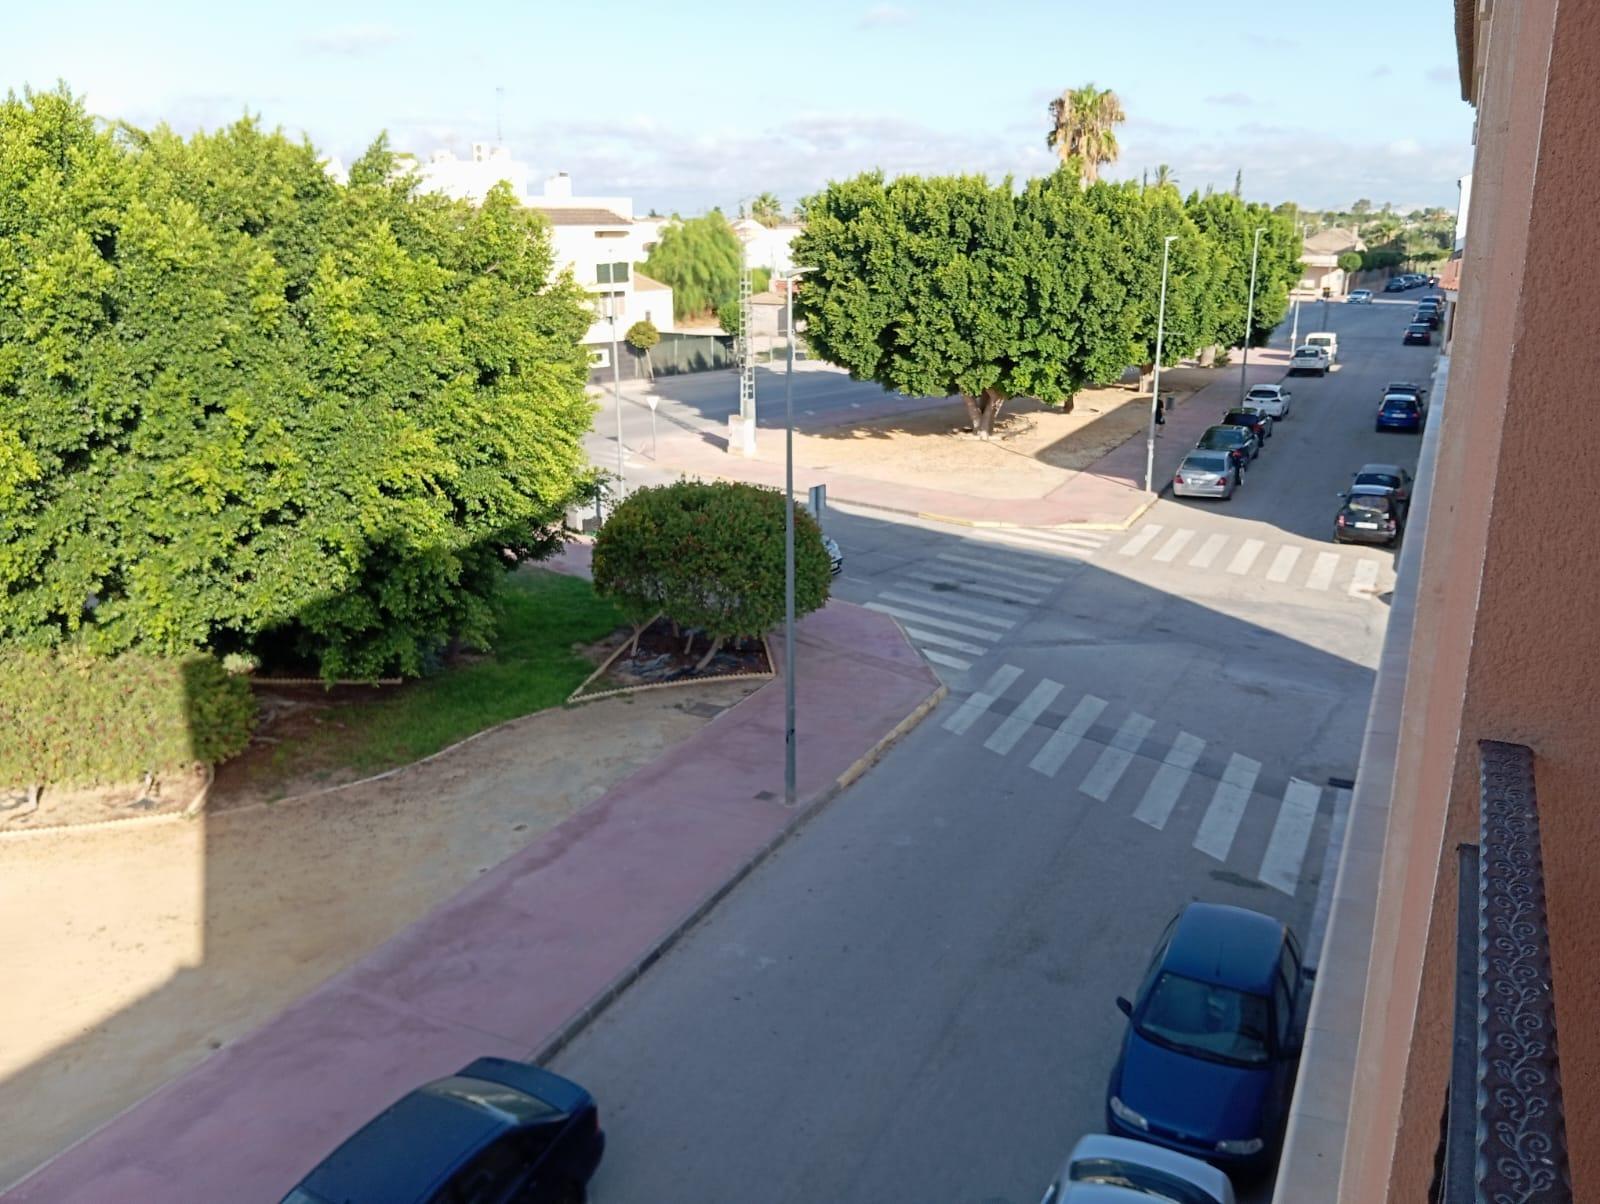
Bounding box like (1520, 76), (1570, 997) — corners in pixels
(530, 674), (947, 1067)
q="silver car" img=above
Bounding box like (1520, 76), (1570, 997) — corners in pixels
(1173, 451), (1236, 500)
(1040, 1134), (1237, 1204)
(1289, 345), (1329, 375)
(1347, 289), (1373, 304)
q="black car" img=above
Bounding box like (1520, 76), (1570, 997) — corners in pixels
(1195, 425), (1257, 472)
(1413, 308), (1441, 330)
(1220, 408), (1271, 445)
(1335, 488), (1404, 545)
(1403, 323), (1432, 346)
(1386, 381), (1428, 403)
(281, 1058), (605, 1204)
(1383, 277), (1408, 293)
(1351, 463), (1413, 513)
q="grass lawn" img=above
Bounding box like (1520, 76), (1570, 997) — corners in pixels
(220, 570), (626, 798)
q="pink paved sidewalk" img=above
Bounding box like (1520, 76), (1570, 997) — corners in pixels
(649, 350), (1293, 529)
(6, 603), (942, 1204)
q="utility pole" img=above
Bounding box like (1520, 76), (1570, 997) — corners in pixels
(609, 300), (624, 506)
(1239, 226), (1266, 404)
(1145, 236), (1177, 494)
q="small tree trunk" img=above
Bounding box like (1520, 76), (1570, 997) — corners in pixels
(960, 393), (983, 435)
(977, 388), (1006, 438)
(627, 620), (648, 657)
(683, 631), (695, 655)
(694, 634), (725, 672)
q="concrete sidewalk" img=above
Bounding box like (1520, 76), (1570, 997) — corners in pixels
(647, 349), (1294, 529)
(6, 603), (943, 1204)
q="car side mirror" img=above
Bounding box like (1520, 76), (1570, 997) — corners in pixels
(1337, 492), (1347, 499)
(1116, 996), (1133, 1018)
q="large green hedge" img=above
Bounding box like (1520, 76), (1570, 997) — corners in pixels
(0, 85), (597, 681)
(0, 652), (255, 786)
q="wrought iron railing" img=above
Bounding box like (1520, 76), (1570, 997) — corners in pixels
(1438, 741), (1571, 1203)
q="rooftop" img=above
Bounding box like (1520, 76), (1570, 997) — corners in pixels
(528, 207), (631, 227)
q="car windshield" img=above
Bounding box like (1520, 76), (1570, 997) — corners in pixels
(1223, 412), (1254, 423)
(1200, 429), (1245, 445)
(1182, 455), (1228, 473)
(1355, 473), (1398, 489)
(1247, 388), (1277, 399)
(1136, 972), (1271, 1066)
(1348, 494), (1391, 514)
(1068, 1157), (1223, 1204)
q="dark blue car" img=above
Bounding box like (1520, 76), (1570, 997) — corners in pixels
(281, 1058), (605, 1204)
(1106, 904), (1309, 1175)
(1376, 394), (1425, 432)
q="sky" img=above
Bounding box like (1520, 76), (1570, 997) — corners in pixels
(2, 0), (1474, 216)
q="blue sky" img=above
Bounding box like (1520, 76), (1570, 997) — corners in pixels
(3, 0), (1473, 215)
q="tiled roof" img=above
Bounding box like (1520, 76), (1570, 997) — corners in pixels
(527, 206), (630, 227)
(1303, 226), (1366, 255)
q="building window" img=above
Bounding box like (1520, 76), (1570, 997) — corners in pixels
(596, 261), (629, 285)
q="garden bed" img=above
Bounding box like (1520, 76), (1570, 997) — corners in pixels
(570, 616), (774, 703)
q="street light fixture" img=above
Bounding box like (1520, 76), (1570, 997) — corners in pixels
(778, 265), (815, 806)
(1238, 226), (1267, 404)
(1145, 235), (1178, 494)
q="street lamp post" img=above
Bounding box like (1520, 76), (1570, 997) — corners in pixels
(1145, 235), (1178, 494)
(1238, 226), (1266, 404)
(609, 301), (625, 505)
(779, 266), (814, 806)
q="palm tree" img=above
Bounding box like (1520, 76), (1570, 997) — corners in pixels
(1046, 83), (1126, 184)
(750, 192), (783, 228)
(1152, 163), (1178, 191)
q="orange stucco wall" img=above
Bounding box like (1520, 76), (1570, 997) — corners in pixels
(1339, 0), (1600, 1199)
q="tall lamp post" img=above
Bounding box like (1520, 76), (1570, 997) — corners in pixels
(778, 266), (814, 806)
(1238, 226), (1266, 404)
(607, 298), (625, 505)
(1145, 235), (1178, 494)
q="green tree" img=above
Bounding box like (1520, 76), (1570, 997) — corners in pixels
(641, 211), (743, 321)
(1046, 83), (1126, 184)
(1185, 192), (1300, 350)
(626, 318), (660, 378)
(1152, 163), (1179, 192)
(1351, 198), (1373, 216)
(750, 192), (783, 227)
(715, 298), (743, 336)
(0, 85), (597, 680)
(592, 480), (830, 670)
(1337, 251), (1363, 273)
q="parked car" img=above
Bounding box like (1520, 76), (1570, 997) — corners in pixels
(280, 1058), (605, 1204)
(1039, 1134), (1237, 1204)
(1351, 463), (1414, 511)
(1288, 345), (1329, 375)
(1383, 277), (1409, 293)
(1220, 407), (1272, 443)
(1243, 383), (1291, 419)
(1196, 424), (1258, 467)
(1403, 323), (1433, 346)
(1105, 903), (1310, 1174)
(1385, 381), (1428, 404)
(1376, 393), (1426, 432)
(1302, 331), (1338, 364)
(1346, 289), (1373, 304)
(823, 535), (843, 576)
(1173, 451), (1238, 500)
(1413, 307), (1441, 329)
(1335, 487), (1405, 545)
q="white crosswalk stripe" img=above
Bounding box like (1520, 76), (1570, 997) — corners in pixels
(921, 649), (972, 671)
(1349, 559), (1381, 596)
(967, 527), (1109, 556)
(1079, 712), (1155, 801)
(1194, 753), (1261, 861)
(1265, 545), (1302, 583)
(935, 552), (1064, 586)
(1259, 778), (1322, 895)
(865, 603), (1004, 641)
(984, 678), (1064, 756)
(1189, 533), (1229, 569)
(1118, 524), (1164, 557)
(1226, 539), (1266, 575)
(902, 627), (988, 656)
(1132, 731), (1207, 830)
(941, 664), (1023, 735)
(877, 590), (1015, 628)
(1152, 529), (1196, 563)
(903, 570), (1047, 605)
(1029, 695), (1108, 777)
(1306, 551), (1340, 591)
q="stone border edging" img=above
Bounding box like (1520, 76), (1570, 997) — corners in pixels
(530, 673), (947, 1068)
(0, 764), (216, 842)
(565, 621), (775, 705)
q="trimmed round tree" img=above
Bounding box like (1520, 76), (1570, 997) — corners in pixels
(592, 480), (831, 670)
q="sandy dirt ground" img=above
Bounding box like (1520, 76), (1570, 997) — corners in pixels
(0, 679), (758, 1190)
(751, 379), (1199, 500)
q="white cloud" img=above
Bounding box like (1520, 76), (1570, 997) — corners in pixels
(297, 24), (401, 55)
(1205, 92), (1254, 107)
(858, 4), (912, 28)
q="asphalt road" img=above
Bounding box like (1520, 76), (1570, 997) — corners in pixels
(555, 297), (1434, 1203)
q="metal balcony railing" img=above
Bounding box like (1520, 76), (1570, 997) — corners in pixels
(1437, 741), (1571, 1203)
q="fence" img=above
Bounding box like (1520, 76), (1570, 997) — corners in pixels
(586, 331), (735, 387)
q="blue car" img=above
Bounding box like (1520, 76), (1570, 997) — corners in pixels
(1375, 394), (1425, 432)
(281, 1058), (605, 1204)
(1106, 904), (1309, 1175)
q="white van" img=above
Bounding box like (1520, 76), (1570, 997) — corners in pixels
(1304, 331), (1338, 364)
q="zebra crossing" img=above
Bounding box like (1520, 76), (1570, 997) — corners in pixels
(861, 529), (1110, 673)
(941, 665), (1345, 896)
(1112, 522), (1391, 597)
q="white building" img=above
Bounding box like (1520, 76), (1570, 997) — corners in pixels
(408, 143), (533, 203)
(731, 218), (802, 275)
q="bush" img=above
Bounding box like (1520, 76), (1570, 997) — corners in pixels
(625, 319), (660, 352)
(716, 298), (743, 335)
(592, 480), (831, 665)
(0, 651), (256, 786)
(1337, 251), (1363, 272)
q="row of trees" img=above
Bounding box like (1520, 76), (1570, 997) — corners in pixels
(792, 170), (1300, 436)
(0, 85), (597, 679)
